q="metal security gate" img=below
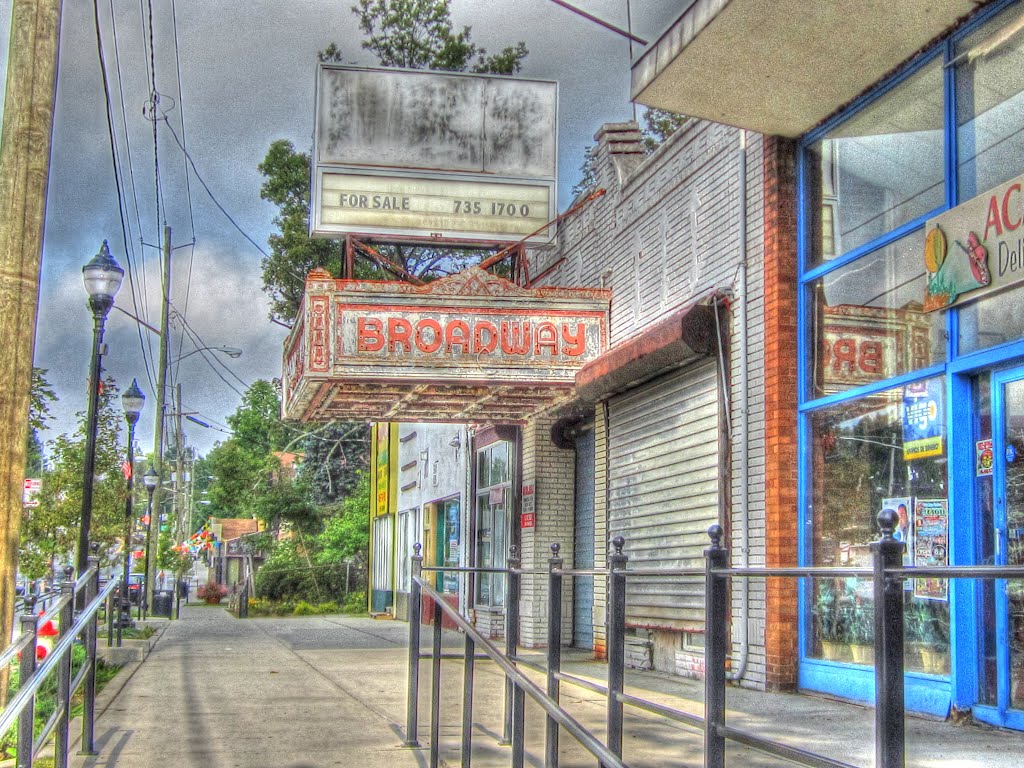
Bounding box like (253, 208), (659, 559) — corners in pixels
(608, 361), (720, 629)
(573, 428), (596, 649)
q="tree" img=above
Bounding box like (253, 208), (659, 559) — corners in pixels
(316, 471), (370, 565)
(21, 377), (127, 577)
(258, 1), (530, 325)
(354, 0), (527, 74)
(26, 368), (55, 476)
(572, 108), (689, 197)
(300, 422), (370, 505)
(227, 380), (288, 456)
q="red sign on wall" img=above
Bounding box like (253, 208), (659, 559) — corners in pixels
(521, 512), (536, 529)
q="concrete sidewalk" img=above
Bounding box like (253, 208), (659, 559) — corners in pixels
(75, 606), (1024, 767)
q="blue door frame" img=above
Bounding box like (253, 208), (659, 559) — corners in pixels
(972, 366), (1024, 729)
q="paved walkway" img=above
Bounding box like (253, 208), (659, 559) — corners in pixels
(74, 605), (1024, 767)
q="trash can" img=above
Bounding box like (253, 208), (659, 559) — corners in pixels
(152, 589), (174, 618)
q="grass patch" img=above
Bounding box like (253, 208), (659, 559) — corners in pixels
(120, 625), (155, 640)
(1, 643), (123, 761)
(245, 593), (365, 617)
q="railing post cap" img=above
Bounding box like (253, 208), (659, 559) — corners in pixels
(550, 542), (560, 557)
(877, 508), (898, 539)
(612, 536), (625, 555)
(413, 542), (422, 558)
(707, 524), (724, 548)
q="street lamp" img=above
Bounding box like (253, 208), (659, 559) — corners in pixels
(170, 346), (242, 364)
(76, 241), (124, 578)
(141, 467), (158, 620)
(118, 378), (145, 644)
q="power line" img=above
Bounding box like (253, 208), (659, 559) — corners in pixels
(93, 0), (156, 395)
(158, 116), (270, 258)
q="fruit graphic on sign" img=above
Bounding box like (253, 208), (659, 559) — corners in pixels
(924, 225), (946, 273)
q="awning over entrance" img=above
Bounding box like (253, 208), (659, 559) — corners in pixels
(282, 267), (610, 423)
(630, 0), (980, 137)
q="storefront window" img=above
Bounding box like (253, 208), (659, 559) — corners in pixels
(806, 58), (945, 266)
(807, 377), (950, 672)
(959, 283), (1024, 354)
(956, 4), (1024, 201)
(475, 442), (511, 607)
(807, 230), (944, 399)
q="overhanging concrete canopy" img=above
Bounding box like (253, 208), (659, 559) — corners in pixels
(631, 0), (984, 138)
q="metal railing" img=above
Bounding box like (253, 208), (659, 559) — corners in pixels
(405, 509), (1024, 768)
(1, 555), (118, 767)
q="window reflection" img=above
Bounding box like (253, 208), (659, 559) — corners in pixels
(808, 230), (944, 398)
(807, 59), (945, 265)
(807, 378), (950, 672)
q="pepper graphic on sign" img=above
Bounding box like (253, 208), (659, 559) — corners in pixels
(923, 224), (992, 311)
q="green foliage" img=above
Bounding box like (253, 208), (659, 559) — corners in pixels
(1, 644), (122, 759)
(315, 472), (370, 564)
(26, 367), (56, 476)
(257, 1), (529, 325)
(21, 377), (127, 576)
(572, 109), (688, 197)
(353, 0), (527, 73)
(246, 597), (344, 617)
(252, 480), (320, 535)
(641, 108), (688, 153)
(227, 380), (288, 455)
(301, 423), (370, 505)
(254, 537), (362, 602)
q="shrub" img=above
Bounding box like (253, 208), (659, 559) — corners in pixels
(197, 582), (228, 600)
(343, 591), (367, 615)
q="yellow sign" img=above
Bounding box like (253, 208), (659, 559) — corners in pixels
(315, 172), (553, 242)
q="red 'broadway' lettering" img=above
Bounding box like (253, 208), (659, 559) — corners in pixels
(356, 316), (588, 358)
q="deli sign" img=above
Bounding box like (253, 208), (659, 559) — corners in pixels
(924, 172), (1024, 311)
(283, 266), (610, 423)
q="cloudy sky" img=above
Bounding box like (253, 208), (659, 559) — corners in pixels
(0, 0), (680, 459)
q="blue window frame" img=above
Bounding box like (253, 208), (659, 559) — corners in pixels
(796, 0), (1024, 716)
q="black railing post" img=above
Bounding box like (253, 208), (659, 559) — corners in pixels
(430, 598), (443, 768)
(511, 683), (525, 768)
(405, 543), (423, 747)
(461, 631), (475, 768)
(239, 579), (249, 619)
(80, 554), (100, 756)
(18, 607), (39, 768)
(503, 544), (521, 746)
(55, 581), (75, 768)
(872, 509), (906, 768)
(605, 536), (627, 764)
(546, 543), (564, 768)
(704, 525), (729, 768)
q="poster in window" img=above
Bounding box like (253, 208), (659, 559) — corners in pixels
(913, 498), (949, 601)
(902, 378), (944, 461)
(882, 496), (913, 567)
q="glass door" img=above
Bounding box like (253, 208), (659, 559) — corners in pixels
(982, 367), (1024, 727)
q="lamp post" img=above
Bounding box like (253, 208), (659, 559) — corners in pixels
(141, 467), (158, 620)
(76, 242), (124, 578)
(118, 379), (145, 645)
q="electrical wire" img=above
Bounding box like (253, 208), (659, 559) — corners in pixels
(93, 0), (157, 395)
(158, 116), (270, 258)
(107, 0), (158, 385)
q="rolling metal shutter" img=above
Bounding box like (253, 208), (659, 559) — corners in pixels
(608, 361), (720, 631)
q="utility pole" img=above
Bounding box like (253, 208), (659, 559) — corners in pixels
(0, 0), (63, 671)
(175, 383), (186, 547)
(147, 226), (171, 610)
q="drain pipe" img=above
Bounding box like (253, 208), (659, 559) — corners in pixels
(727, 129), (750, 683)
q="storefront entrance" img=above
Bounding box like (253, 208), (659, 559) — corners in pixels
(975, 366), (1024, 728)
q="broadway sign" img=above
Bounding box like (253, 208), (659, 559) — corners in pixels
(282, 266), (610, 423)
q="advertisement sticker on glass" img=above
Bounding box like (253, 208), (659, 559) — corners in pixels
(913, 498), (949, 601)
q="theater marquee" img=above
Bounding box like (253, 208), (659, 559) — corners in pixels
(282, 267), (610, 424)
